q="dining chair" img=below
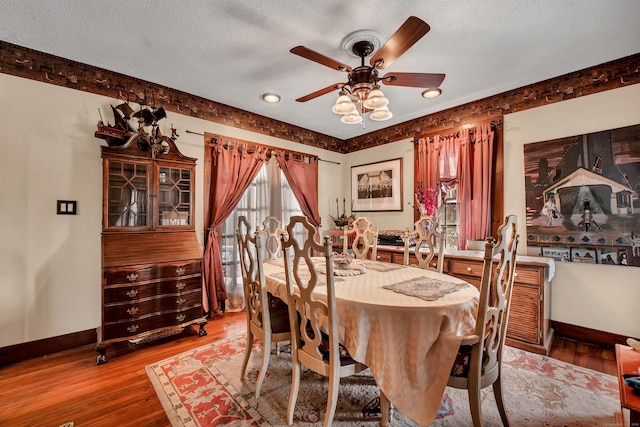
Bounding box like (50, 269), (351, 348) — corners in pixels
(403, 215), (444, 273)
(447, 214), (519, 427)
(281, 215), (368, 427)
(236, 216), (291, 399)
(343, 216), (379, 260)
(259, 215), (285, 260)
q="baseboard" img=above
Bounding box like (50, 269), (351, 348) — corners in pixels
(552, 320), (631, 348)
(0, 329), (96, 366)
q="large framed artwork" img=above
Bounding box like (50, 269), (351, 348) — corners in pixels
(523, 123), (640, 267)
(351, 158), (403, 212)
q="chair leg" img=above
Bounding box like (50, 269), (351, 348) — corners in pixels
(240, 331), (253, 379)
(287, 361), (301, 425)
(468, 377), (484, 427)
(255, 335), (271, 399)
(324, 373), (340, 427)
(493, 375), (510, 427)
(380, 391), (391, 427)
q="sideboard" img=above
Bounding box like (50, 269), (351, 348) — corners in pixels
(376, 245), (556, 355)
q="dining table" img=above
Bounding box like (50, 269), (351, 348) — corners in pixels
(262, 256), (480, 426)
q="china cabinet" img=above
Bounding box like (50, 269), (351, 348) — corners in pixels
(96, 133), (206, 364)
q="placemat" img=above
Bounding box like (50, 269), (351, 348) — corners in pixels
(383, 277), (468, 301)
(360, 260), (407, 272)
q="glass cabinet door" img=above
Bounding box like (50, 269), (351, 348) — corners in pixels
(158, 166), (192, 227)
(107, 161), (148, 228)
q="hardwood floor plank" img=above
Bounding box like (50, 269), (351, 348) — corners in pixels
(0, 311), (618, 426)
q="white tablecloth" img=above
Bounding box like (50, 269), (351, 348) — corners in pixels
(263, 258), (479, 426)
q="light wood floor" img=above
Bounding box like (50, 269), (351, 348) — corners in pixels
(0, 310), (617, 427)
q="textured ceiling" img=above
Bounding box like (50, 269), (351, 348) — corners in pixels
(1, 0), (639, 140)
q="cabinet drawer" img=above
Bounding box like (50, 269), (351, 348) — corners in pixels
(104, 265), (159, 285)
(159, 260), (202, 278)
(377, 251), (392, 263)
(513, 265), (543, 286)
(448, 259), (483, 278)
(102, 305), (204, 341)
(104, 260), (201, 285)
(104, 276), (202, 303)
(103, 288), (201, 321)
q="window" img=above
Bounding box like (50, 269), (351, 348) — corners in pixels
(441, 185), (459, 249)
(220, 158), (302, 310)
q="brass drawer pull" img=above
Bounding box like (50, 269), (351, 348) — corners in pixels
(466, 267), (472, 272)
(126, 289), (138, 298)
(127, 307), (139, 315)
(127, 324), (139, 333)
(176, 298), (186, 305)
(176, 314), (186, 322)
(176, 282), (186, 290)
(127, 273), (138, 282)
(176, 267), (186, 275)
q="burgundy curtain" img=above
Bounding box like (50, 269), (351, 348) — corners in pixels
(203, 140), (267, 313)
(276, 150), (321, 227)
(458, 124), (494, 248)
(416, 123), (495, 250)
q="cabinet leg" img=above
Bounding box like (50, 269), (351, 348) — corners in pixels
(96, 344), (108, 365)
(198, 322), (207, 337)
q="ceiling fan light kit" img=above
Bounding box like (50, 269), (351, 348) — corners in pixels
(291, 16), (444, 126)
(341, 110), (363, 125)
(332, 93), (357, 114)
(369, 106), (393, 121)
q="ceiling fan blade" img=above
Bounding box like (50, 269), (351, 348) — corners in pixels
(290, 46), (352, 72)
(295, 83), (345, 102)
(370, 16), (430, 69)
(382, 72), (445, 88)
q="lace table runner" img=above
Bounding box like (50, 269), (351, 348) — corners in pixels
(382, 277), (468, 301)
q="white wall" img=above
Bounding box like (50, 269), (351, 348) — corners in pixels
(0, 73), (344, 347)
(343, 139), (416, 230)
(504, 83), (640, 337)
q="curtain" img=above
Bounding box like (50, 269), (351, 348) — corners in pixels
(202, 139), (266, 313)
(458, 124), (495, 248)
(276, 150), (321, 227)
(221, 157), (302, 311)
(415, 123), (495, 249)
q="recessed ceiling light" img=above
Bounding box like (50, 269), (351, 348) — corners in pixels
(421, 88), (442, 99)
(261, 93), (281, 103)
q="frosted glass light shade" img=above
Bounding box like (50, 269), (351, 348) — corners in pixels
(363, 88), (389, 109)
(341, 110), (363, 124)
(332, 95), (356, 114)
(369, 106), (393, 121)
(421, 88), (442, 99)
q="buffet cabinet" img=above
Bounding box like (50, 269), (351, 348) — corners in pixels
(97, 137), (207, 364)
(376, 246), (555, 355)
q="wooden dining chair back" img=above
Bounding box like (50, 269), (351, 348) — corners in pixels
(281, 215), (367, 427)
(259, 216), (285, 260)
(236, 216), (291, 399)
(344, 216), (378, 260)
(447, 214), (519, 427)
(404, 215), (444, 272)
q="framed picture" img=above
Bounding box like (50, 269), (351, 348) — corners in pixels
(351, 158), (403, 212)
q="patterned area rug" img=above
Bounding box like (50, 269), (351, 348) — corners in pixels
(145, 335), (619, 426)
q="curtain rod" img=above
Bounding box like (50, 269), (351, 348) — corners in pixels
(186, 130), (340, 165)
(412, 120), (502, 144)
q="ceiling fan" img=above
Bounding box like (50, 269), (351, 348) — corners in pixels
(291, 16), (445, 124)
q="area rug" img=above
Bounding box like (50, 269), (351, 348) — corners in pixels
(145, 335), (619, 426)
